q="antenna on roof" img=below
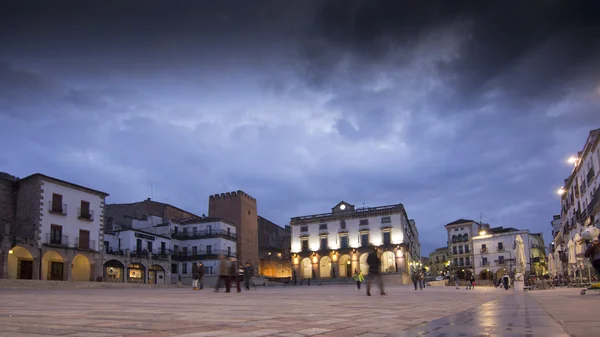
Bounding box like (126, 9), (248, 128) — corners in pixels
(363, 202), (365, 209)
(151, 184), (153, 200)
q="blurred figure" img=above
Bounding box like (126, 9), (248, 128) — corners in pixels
(215, 255), (231, 293)
(230, 257), (241, 293)
(412, 271), (419, 290)
(366, 247), (385, 296)
(197, 262), (205, 289)
(353, 268), (364, 290)
(192, 262), (200, 290)
(419, 271), (425, 290)
(244, 262), (254, 290)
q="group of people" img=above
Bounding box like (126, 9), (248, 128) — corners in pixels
(411, 270), (426, 290)
(452, 273), (476, 290)
(214, 256), (254, 293)
(190, 256), (255, 293)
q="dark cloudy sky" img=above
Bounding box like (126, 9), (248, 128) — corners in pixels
(1, 0), (599, 254)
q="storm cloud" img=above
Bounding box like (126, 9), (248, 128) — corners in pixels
(1, 0), (599, 254)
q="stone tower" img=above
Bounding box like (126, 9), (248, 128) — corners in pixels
(208, 191), (259, 269)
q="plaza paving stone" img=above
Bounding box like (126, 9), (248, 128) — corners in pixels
(0, 285), (574, 336)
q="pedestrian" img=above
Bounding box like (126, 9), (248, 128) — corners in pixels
(465, 275), (471, 290)
(192, 262), (200, 290)
(470, 275), (475, 289)
(584, 233), (600, 278)
(230, 257), (241, 293)
(353, 268), (364, 290)
(454, 273), (460, 289)
(419, 271), (425, 290)
(197, 262), (205, 289)
(215, 255), (231, 293)
(412, 271), (419, 290)
(244, 262), (254, 290)
(502, 274), (510, 290)
(366, 247), (386, 296)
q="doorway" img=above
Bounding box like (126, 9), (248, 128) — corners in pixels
(19, 260), (33, 279)
(50, 261), (64, 280)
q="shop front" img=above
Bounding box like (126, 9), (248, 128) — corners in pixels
(104, 260), (125, 282)
(127, 263), (146, 283)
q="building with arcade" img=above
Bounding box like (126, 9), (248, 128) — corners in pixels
(289, 201), (420, 284)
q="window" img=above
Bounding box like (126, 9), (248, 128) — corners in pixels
(465, 257), (470, 266)
(340, 235), (349, 249)
(320, 237), (328, 250)
(453, 258), (458, 266)
(381, 216), (391, 223)
(161, 242), (166, 255)
(301, 239), (309, 252)
(481, 244), (487, 253)
(147, 241), (153, 252)
(459, 257), (464, 266)
(498, 256), (505, 265)
(136, 239), (142, 253)
(227, 227), (231, 236)
(360, 233), (369, 247)
(300, 226), (308, 232)
(319, 223), (327, 230)
(442, 256), (446, 262)
(79, 201), (91, 219)
(207, 225), (212, 234)
(227, 246), (231, 257)
(193, 227), (197, 235)
(452, 246), (457, 254)
(435, 256), (439, 263)
(51, 193), (63, 213)
(340, 220), (346, 229)
(482, 257), (488, 266)
(208, 266), (213, 275)
(192, 246), (197, 256)
(183, 227), (188, 234)
(50, 224), (62, 244)
(182, 247), (188, 256)
(452, 235), (457, 243)
(383, 231), (391, 245)
(359, 219), (369, 226)
(458, 246), (463, 254)
(463, 233), (468, 241)
(182, 263), (187, 274)
(498, 242), (504, 251)
(174, 227), (178, 234)
(465, 245), (470, 254)
(174, 245), (179, 255)
(171, 264), (178, 274)
(206, 245), (212, 255)
(455, 228), (459, 231)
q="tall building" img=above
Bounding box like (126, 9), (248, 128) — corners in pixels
(555, 128), (600, 277)
(445, 219), (482, 280)
(0, 172), (108, 281)
(550, 215), (561, 239)
(289, 201), (419, 284)
(428, 247), (450, 277)
(257, 216), (291, 279)
(208, 191), (259, 269)
(472, 227), (546, 280)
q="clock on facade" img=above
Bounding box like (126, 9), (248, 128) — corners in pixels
(340, 204), (346, 210)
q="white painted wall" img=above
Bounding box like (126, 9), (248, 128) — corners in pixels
(104, 229), (171, 253)
(472, 231), (543, 277)
(291, 213), (406, 253)
(40, 180), (104, 251)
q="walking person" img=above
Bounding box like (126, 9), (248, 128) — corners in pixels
(230, 257), (242, 293)
(244, 262), (254, 290)
(353, 268), (364, 290)
(470, 275), (475, 289)
(419, 271), (425, 290)
(197, 262), (205, 289)
(366, 247), (386, 296)
(502, 274), (510, 290)
(454, 273), (460, 289)
(215, 255), (231, 293)
(465, 275), (471, 290)
(192, 262), (200, 290)
(412, 271), (419, 290)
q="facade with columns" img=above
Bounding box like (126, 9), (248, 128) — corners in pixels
(0, 172), (107, 282)
(290, 201), (420, 284)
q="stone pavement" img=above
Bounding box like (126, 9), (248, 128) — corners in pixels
(0, 285), (573, 337)
(528, 287), (599, 337)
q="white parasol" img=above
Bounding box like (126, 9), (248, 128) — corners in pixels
(514, 235), (527, 280)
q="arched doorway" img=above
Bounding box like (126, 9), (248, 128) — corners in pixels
(71, 254), (91, 282)
(338, 254), (352, 277)
(127, 263), (146, 283)
(359, 253), (369, 275)
(380, 251), (396, 273)
(149, 265), (165, 284)
(42, 250), (64, 281)
(496, 268), (509, 280)
(301, 258), (312, 279)
(320, 256), (332, 278)
(104, 260), (124, 282)
(7, 246), (34, 279)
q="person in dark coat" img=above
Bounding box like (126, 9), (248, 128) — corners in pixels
(366, 247), (386, 296)
(197, 262), (205, 289)
(192, 262), (200, 290)
(244, 263), (254, 290)
(229, 257), (241, 293)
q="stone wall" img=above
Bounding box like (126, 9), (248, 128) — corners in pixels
(15, 176), (43, 243)
(0, 174), (17, 278)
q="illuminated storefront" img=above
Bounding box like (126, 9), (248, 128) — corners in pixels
(104, 260), (124, 282)
(127, 263), (146, 283)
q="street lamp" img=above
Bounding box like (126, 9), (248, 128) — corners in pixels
(567, 156), (579, 165)
(479, 230), (487, 236)
(557, 187), (566, 196)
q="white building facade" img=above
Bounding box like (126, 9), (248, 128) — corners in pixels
(290, 201), (420, 284)
(445, 219), (481, 280)
(473, 228), (546, 281)
(103, 215), (237, 284)
(554, 128), (600, 278)
(4, 173), (108, 282)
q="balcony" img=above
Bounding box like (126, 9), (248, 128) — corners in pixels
(172, 229), (237, 241)
(48, 201), (67, 216)
(45, 233), (68, 247)
(171, 249), (237, 261)
(496, 247), (505, 252)
(481, 260), (490, 266)
(74, 237), (96, 251)
(78, 208), (94, 221)
(480, 248), (488, 253)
